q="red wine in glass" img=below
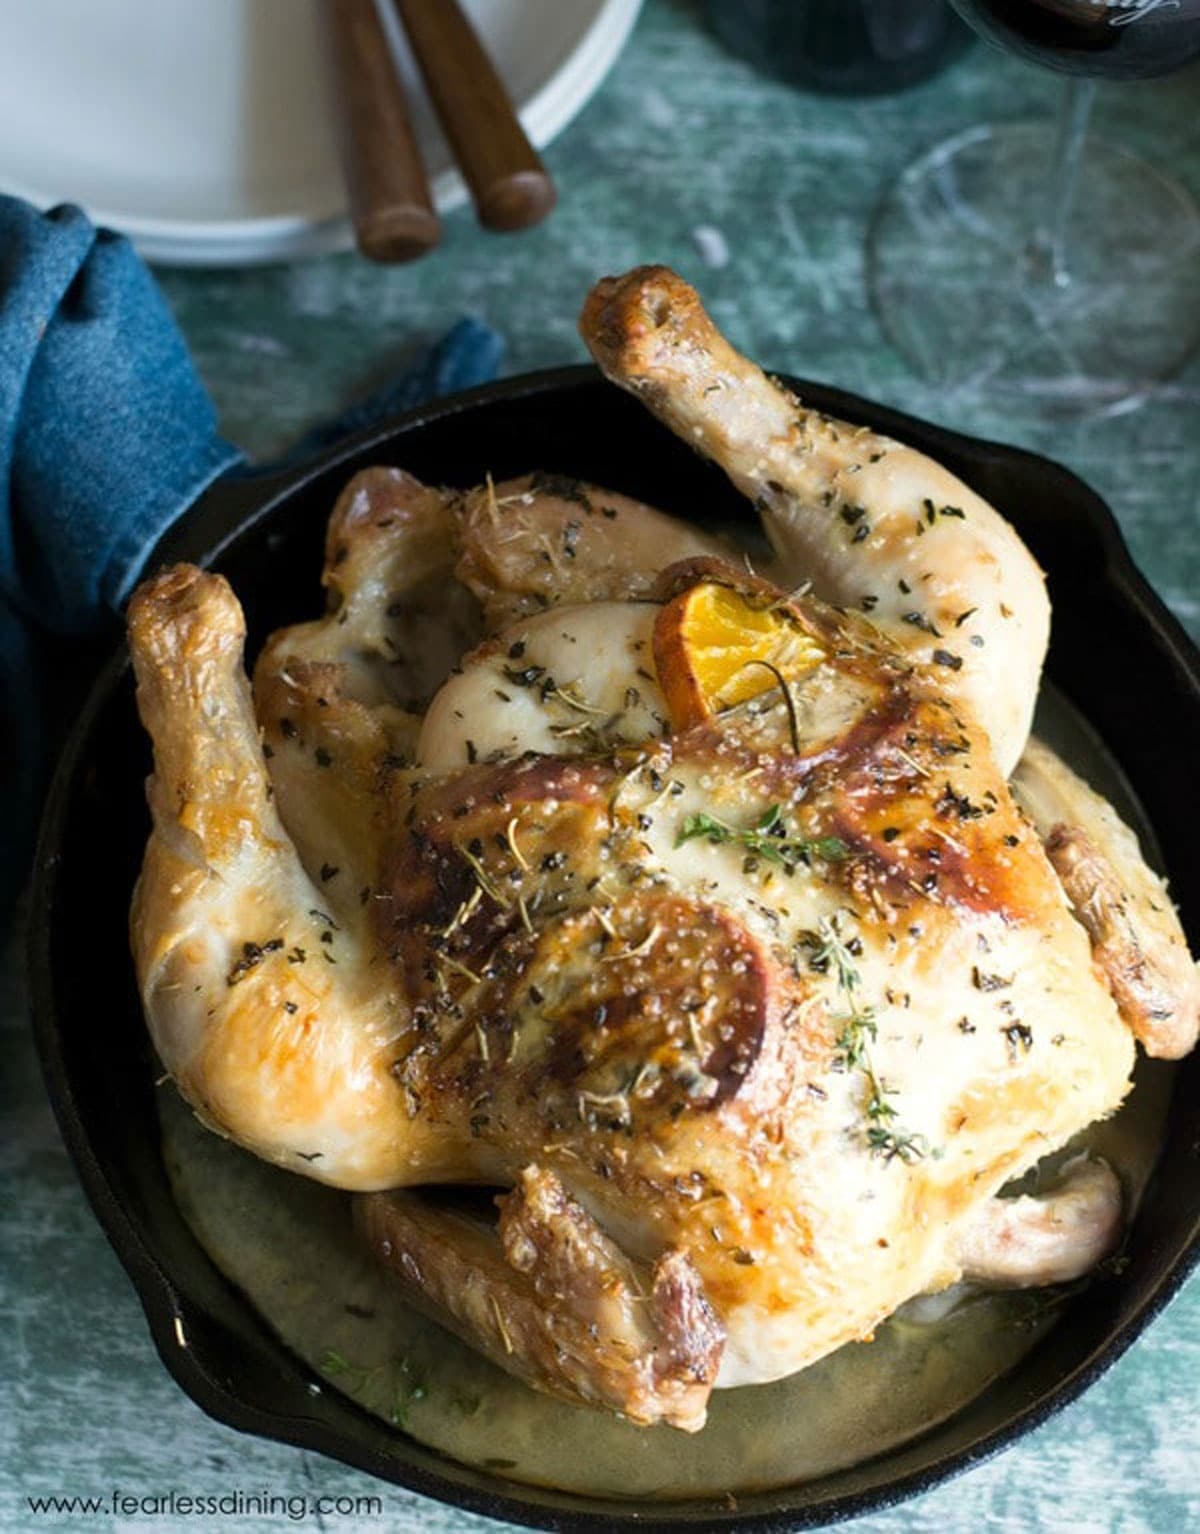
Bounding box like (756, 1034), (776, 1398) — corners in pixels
(952, 0), (1200, 76)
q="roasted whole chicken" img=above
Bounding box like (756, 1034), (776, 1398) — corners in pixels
(128, 268), (1199, 1433)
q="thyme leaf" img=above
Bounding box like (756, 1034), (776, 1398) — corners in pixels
(676, 805), (849, 870)
(866, 1125), (929, 1164)
(816, 915), (931, 1165)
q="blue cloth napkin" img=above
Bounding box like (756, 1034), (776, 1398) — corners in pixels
(1, 197), (504, 914)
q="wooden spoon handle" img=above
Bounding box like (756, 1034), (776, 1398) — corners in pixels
(324, 0), (441, 263)
(393, 0), (557, 233)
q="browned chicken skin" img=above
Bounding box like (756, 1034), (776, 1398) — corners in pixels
(1012, 738), (1200, 1059)
(357, 1168), (724, 1431)
(127, 269), (1198, 1432)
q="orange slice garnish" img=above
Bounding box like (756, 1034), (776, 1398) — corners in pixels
(653, 582), (825, 730)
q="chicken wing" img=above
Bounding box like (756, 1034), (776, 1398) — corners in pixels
(1012, 737), (1200, 1058)
(356, 1168), (723, 1431)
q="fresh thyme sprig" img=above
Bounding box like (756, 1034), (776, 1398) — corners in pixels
(808, 915), (930, 1165)
(677, 804), (849, 870)
(808, 919), (862, 995)
(865, 1106), (928, 1166)
(834, 1002), (877, 1074)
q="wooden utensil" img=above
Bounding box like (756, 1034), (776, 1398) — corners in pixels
(394, 0), (557, 233)
(324, 0), (440, 263)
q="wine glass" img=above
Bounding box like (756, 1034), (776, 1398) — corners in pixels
(869, 0), (1200, 416)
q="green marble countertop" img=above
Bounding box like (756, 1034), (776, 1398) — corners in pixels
(6, 3), (1198, 1530)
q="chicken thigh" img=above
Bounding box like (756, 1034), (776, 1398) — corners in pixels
(128, 269), (1198, 1433)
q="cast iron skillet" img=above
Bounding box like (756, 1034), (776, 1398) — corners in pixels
(29, 367), (1200, 1531)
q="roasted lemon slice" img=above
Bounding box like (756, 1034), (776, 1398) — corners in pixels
(653, 582), (825, 729)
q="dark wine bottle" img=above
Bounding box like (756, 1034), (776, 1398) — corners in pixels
(704, 0), (972, 95)
(951, 0), (1200, 79)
